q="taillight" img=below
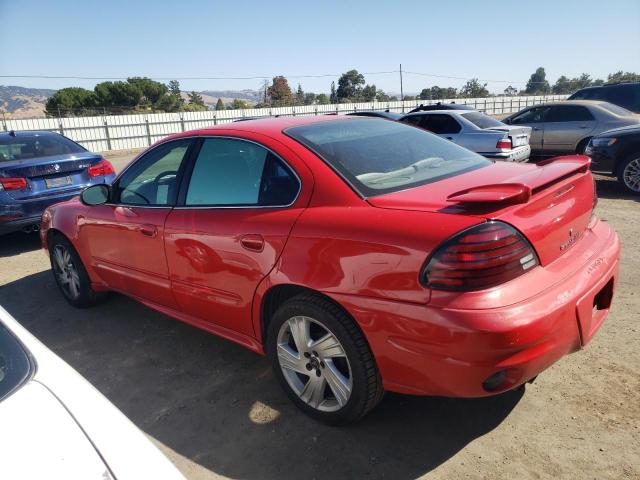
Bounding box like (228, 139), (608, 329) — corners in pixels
(0, 177), (28, 191)
(88, 159), (115, 177)
(496, 138), (512, 150)
(422, 221), (539, 291)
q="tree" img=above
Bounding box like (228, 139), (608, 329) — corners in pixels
(45, 87), (97, 116)
(316, 93), (330, 105)
(188, 91), (205, 106)
(167, 80), (184, 109)
(419, 86), (458, 100)
(524, 67), (551, 95)
(94, 81), (143, 111)
(552, 75), (572, 94)
(403, 95), (416, 101)
(267, 76), (293, 107)
(362, 84), (377, 102)
(336, 69), (365, 101)
(460, 79), (488, 98)
(127, 77), (167, 105)
(228, 99), (252, 110)
(215, 98), (225, 111)
(606, 71), (640, 84)
(375, 90), (390, 102)
(329, 81), (337, 103)
(504, 85), (518, 96)
(183, 102), (207, 112)
(296, 84), (305, 105)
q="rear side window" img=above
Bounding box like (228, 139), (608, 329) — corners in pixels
(0, 322), (32, 402)
(185, 138), (299, 206)
(0, 134), (85, 162)
(546, 106), (594, 122)
(286, 119), (489, 197)
(419, 115), (462, 134)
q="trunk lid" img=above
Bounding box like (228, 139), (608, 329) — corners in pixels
(367, 156), (595, 265)
(0, 152), (103, 200)
(484, 125), (531, 147)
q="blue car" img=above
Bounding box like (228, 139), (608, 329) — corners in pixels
(0, 130), (116, 235)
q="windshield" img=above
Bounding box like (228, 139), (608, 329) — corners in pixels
(461, 112), (506, 129)
(0, 134), (86, 162)
(286, 118), (490, 197)
(0, 322), (32, 402)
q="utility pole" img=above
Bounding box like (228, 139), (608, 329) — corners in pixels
(399, 64), (404, 112)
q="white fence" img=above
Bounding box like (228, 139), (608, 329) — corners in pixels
(1, 95), (568, 152)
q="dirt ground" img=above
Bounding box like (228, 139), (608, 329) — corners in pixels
(0, 150), (638, 480)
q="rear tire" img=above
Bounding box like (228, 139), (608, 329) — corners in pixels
(48, 233), (107, 308)
(617, 155), (640, 195)
(267, 293), (383, 424)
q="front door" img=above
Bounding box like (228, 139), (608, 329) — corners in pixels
(80, 138), (193, 307)
(164, 136), (309, 337)
(509, 106), (548, 156)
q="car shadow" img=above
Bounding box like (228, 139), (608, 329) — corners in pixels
(0, 231), (42, 258)
(594, 175), (640, 202)
(0, 271), (523, 480)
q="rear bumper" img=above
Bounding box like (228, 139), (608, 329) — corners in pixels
(585, 145), (616, 174)
(329, 218), (620, 397)
(0, 215), (41, 235)
(1, 190), (84, 235)
(483, 145), (530, 163)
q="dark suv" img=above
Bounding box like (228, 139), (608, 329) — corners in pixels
(569, 82), (640, 113)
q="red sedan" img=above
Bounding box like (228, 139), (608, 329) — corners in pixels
(40, 116), (620, 423)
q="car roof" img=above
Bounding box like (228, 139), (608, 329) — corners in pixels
(402, 109), (475, 117)
(573, 82), (639, 91)
(522, 100), (617, 108)
(163, 114), (366, 140)
(0, 130), (62, 138)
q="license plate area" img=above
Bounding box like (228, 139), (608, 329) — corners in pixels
(512, 136), (528, 147)
(45, 176), (72, 189)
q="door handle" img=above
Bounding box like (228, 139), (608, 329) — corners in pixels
(446, 137), (453, 140)
(240, 234), (264, 252)
(139, 224), (157, 238)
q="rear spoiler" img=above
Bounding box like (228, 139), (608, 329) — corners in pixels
(447, 155), (591, 205)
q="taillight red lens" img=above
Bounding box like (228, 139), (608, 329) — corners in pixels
(496, 138), (512, 149)
(87, 159), (115, 178)
(423, 221), (539, 291)
(0, 177), (28, 191)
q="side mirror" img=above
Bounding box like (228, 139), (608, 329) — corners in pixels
(503, 118), (511, 124)
(81, 184), (110, 206)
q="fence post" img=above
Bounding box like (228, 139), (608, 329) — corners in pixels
(103, 118), (112, 151)
(180, 114), (185, 132)
(144, 117), (152, 146)
(58, 116), (65, 136)
(1, 112), (6, 131)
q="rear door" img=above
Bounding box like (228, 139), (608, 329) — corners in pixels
(541, 105), (596, 155)
(415, 114), (464, 144)
(79, 138), (194, 307)
(164, 135), (311, 337)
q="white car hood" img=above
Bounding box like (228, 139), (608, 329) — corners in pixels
(0, 381), (112, 480)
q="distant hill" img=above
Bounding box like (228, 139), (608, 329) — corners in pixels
(0, 85), (263, 118)
(0, 86), (56, 119)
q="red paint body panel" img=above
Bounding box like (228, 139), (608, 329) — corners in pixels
(40, 117), (621, 398)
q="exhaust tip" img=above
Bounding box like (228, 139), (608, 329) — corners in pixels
(482, 370), (508, 392)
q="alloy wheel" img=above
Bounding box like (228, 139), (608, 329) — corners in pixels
(623, 158), (640, 193)
(52, 245), (81, 300)
(276, 315), (352, 412)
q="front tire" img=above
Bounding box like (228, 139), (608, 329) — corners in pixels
(48, 233), (106, 308)
(617, 155), (640, 195)
(267, 293), (383, 424)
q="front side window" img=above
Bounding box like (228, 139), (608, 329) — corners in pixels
(185, 138), (299, 206)
(511, 107), (548, 124)
(286, 118), (489, 197)
(545, 106), (594, 122)
(0, 322), (32, 402)
(114, 139), (191, 206)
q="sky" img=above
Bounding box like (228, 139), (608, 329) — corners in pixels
(1, 0), (639, 95)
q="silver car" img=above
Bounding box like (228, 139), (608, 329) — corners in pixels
(400, 110), (532, 162)
(503, 100), (640, 158)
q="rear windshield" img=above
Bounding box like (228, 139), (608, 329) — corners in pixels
(0, 134), (85, 162)
(286, 119), (490, 197)
(0, 322), (32, 402)
(461, 112), (505, 129)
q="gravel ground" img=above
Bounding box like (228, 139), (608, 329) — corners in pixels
(0, 150), (638, 480)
